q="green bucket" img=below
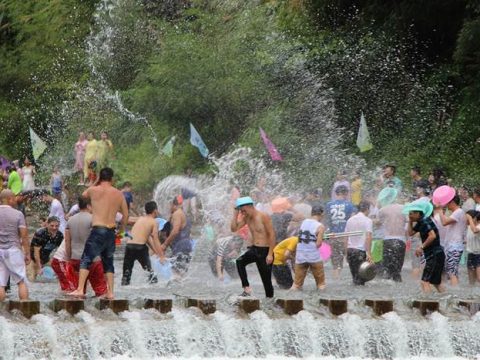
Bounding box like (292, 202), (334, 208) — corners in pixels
(371, 239), (384, 263)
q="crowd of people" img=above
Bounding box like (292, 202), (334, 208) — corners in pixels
(1, 142), (480, 301)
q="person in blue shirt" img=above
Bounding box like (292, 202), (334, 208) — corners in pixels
(325, 185), (356, 279)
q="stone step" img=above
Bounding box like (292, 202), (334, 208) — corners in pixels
(52, 299), (84, 315)
(144, 298), (173, 313)
(9, 300), (40, 318)
(320, 298), (348, 316)
(276, 299), (303, 315)
(411, 300), (439, 316)
(186, 298), (216, 314)
(457, 300), (480, 315)
(365, 299), (393, 316)
(238, 298), (260, 314)
(98, 299), (129, 314)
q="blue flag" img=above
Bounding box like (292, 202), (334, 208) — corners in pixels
(190, 123), (209, 158)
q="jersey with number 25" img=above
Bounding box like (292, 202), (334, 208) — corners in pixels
(326, 200), (356, 233)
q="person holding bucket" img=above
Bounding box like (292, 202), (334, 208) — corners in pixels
(405, 201), (445, 293)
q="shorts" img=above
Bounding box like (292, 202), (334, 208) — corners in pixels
(80, 227), (116, 273)
(422, 250), (445, 285)
(294, 261), (325, 288)
(0, 248), (27, 286)
(330, 239), (345, 269)
(467, 253), (480, 270)
(171, 252), (191, 274)
(445, 249), (463, 277)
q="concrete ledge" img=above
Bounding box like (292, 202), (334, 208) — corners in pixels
(144, 298), (172, 313)
(412, 300), (439, 316)
(186, 298), (216, 314)
(365, 299), (393, 316)
(98, 299), (129, 314)
(238, 298), (260, 314)
(458, 300), (480, 315)
(9, 300), (40, 318)
(320, 298), (348, 316)
(276, 299), (303, 315)
(52, 299), (84, 315)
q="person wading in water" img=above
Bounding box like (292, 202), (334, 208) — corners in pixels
(231, 196), (275, 298)
(68, 167), (128, 299)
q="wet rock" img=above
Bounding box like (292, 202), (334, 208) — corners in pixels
(186, 298), (216, 314)
(52, 298), (84, 315)
(144, 298), (172, 313)
(98, 299), (129, 314)
(9, 300), (40, 318)
(412, 300), (439, 315)
(365, 299), (393, 316)
(458, 300), (480, 315)
(276, 299), (303, 315)
(238, 298), (260, 314)
(320, 298), (348, 316)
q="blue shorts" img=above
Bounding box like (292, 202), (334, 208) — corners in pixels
(80, 227), (116, 273)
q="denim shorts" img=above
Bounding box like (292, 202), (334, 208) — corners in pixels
(80, 227), (116, 273)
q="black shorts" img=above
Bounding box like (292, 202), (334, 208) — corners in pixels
(467, 253), (480, 270)
(422, 250), (445, 285)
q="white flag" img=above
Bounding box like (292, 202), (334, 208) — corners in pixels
(29, 127), (48, 161)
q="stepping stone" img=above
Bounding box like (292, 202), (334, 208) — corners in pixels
(458, 300), (480, 315)
(276, 299), (303, 315)
(144, 298), (172, 313)
(412, 300), (439, 316)
(238, 298), (260, 314)
(52, 299), (84, 315)
(186, 298), (216, 314)
(9, 300), (40, 319)
(98, 299), (129, 314)
(320, 298), (348, 316)
(365, 299), (393, 316)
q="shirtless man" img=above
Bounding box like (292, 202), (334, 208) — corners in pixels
(231, 196), (275, 297)
(121, 201), (164, 285)
(69, 168), (128, 299)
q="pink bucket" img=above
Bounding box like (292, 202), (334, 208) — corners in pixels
(432, 185), (456, 206)
(319, 242), (332, 261)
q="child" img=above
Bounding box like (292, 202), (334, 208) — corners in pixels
(50, 167), (63, 199)
(290, 203), (326, 291)
(466, 210), (480, 285)
(406, 201), (445, 293)
(85, 161), (97, 187)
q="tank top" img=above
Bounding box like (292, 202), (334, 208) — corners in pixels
(296, 219), (323, 264)
(171, 217), (192, 255)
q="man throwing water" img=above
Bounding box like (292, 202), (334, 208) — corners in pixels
(69, 168), (128, 299)
(231, 196), (275, 298)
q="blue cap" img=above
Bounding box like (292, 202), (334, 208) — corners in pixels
(377, 187), (398, 207)
(235, 196), (254, 209)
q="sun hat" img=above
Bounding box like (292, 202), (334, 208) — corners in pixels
(377, 187), (399, 207)
(235, 196), (254, 209)
(271, 197), (291, 213)
(432, 185), (456, 207)
(402, 200), (434, 218)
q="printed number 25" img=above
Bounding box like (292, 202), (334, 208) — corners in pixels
(331, 207), (346, 220)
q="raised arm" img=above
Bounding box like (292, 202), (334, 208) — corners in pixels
(230, 209), (246, 232)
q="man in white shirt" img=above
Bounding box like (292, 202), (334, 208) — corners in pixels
(42, 191), (67, 234)
(439, 195), (466, 286)
(345, 201), (373, 285)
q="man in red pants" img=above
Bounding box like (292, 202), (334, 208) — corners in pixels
(65, 196), (107, 296)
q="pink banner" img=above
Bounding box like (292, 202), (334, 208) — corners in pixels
(259, 128), (283, 161)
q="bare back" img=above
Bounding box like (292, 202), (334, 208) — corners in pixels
(245, 211), (273, 247)
(129, 216), (156, 245)
(83, 183), (128, 228)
